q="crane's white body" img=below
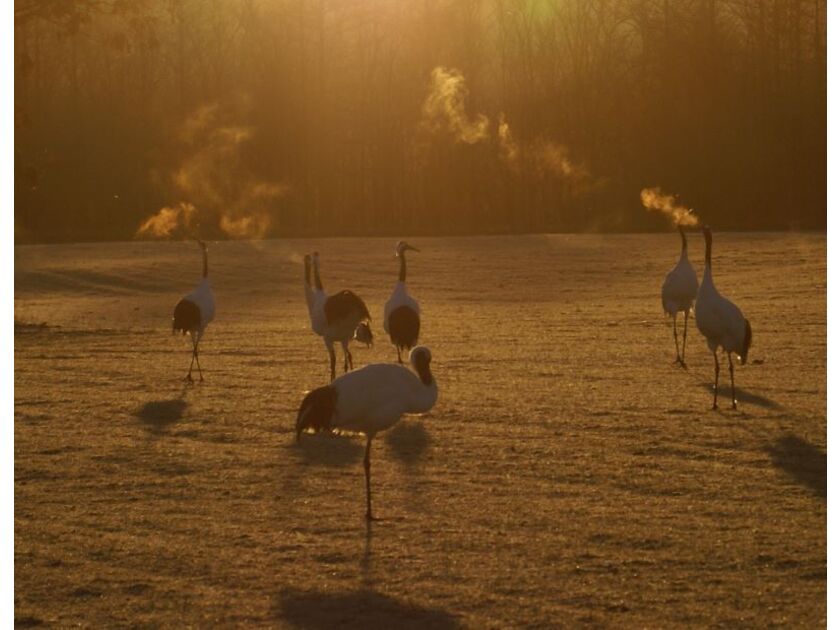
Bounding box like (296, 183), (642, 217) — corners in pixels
(695, 266), (747, 355)
(383, 282), (420, 334)
(331, 363), (437, 436)
(307, 252), (371, 380)
(173, 240), (215, 381)
(184, 277), (215, 341)
(661, 250), (698, 316)
(694, 226), (752, 409)
(661, 229), (699, 366)
(307, 285), (328, 336)
(295, 345), (437, 520)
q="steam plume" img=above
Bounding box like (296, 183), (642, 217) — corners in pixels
(136, 102), (288, 240)
(497, 115), (588, 182)
(136, 202), (197, 238)
(640, 187), (699, 227)
(422, 67), (489, 144)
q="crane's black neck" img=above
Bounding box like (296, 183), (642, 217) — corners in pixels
(399, 251), (407, 283)
(704, 230), (712, 266)
(679, 227), (687, 254)
(313, 260), (324, 291)
(417, 362), (432, 385)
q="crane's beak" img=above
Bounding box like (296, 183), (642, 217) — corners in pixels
(405, 244), (420, 252)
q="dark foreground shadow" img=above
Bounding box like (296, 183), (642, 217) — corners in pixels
(274, 587), (461, 630)
(385, 421), (430, 466)
(765, 434), (826, 499)
(291, 433), (364, 468)
(134, 399), (188, 433)
(700, 384), (783, 410)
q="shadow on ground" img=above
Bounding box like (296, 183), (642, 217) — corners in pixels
(134, 399), (188, 433)
(274, 587), (461, 629)
(291, 433), (364, 467)
(765, 434), (826, 499)
(700, 384), (783, 409)
(385, 421), (430, 465)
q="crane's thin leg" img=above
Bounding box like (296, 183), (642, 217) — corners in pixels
(672, 315), (681, 365)
(728, 352), (737, 409)
(396, 347), (402, 364)
(712, 349), (720, 410)
(186, 352), (195, 382)
(194, 341), (203, 382)
(328, 344), (337, 382)
(681, 310), (689, 368)
(341, 340), (352, 372)
(364, 435), (375, 521)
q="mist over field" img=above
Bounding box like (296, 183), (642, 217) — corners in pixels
(15, 0), (826, 243)
(15, 234), (826, 627)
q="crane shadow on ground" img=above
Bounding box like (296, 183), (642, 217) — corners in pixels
(134, 398), (188, 434)
(765, 434), (826, 499)
(385, 420), (430, 466)
(699, 384), (783, 410)
(290, 433), (364, 468)
(273, 587), (461, 629)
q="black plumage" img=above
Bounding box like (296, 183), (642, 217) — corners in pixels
(295, 385), (337, 440)
(172, 298), (201, 335)
(388, 305), (420, 352)
(324, 290), (371, 325)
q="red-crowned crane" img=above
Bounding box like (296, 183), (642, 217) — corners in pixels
(310, 251), (371, 381)
(383, 241), (421, 363)
(661, 226), (699, 367)
(295, 346), (438, 521)
(695, 226), (752, 409)
(172, 239), (215, 381)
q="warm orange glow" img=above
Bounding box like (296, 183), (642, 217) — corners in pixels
(13, 0), (825, 242)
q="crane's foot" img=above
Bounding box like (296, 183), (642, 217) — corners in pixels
(731, 401), (738, 410)
(184, 374), (194, 383)
(365, 513), (382, 523)
(711, 403), (718, 410)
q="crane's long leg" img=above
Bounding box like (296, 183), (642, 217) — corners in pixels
(672, 315), (681, 364)
(194, 340), (203, 382)
(341, 340), (353, 372)
(728, 352), (737, 409)
(712, 349), (720, 410)
(328, 343), (337, 382)
(186, 351), (196, 382)
(364, 435), (374, 521)
(681, 310), (689, 367)
(396, 346), (402, 364)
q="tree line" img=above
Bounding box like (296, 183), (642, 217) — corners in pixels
(14, 0), (825, 243)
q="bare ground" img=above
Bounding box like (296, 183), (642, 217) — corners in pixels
(15, 234), (826, 627)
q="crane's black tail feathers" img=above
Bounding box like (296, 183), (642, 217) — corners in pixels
(295, 385), (337, 441)
(173, 299), (200, 335)
(740, 319), (752, 365)
(388, 305), (420, 351)
(324, 290), (371, 325)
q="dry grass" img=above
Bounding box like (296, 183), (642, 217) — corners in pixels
(15, 234), (825, 627)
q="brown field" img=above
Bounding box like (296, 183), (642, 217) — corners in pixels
(14, 233), (826, 627)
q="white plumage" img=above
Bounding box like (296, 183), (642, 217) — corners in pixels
(295, 346), (438, 521)
(383, 241), (421, 363)
(307, 252), (371, 381)
(303, 254), (326, 335)
(661, 226), (698, 366)
(695, 226), (752, 409)
(172, 240), (215, 381)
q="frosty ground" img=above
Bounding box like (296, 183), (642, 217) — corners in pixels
(15, 233), (826, 627)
